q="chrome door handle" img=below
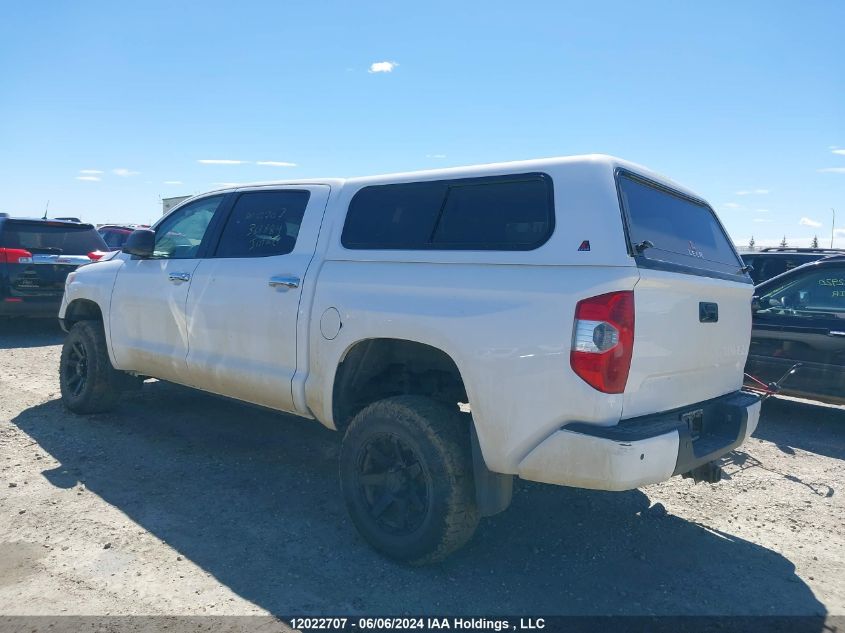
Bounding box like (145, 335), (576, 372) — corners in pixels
(168, 272), (191, 283)
(829, 331), (845, 337)
(269, 275), (300, 289)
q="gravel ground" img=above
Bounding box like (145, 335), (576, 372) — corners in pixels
(0, 319), (842, 618)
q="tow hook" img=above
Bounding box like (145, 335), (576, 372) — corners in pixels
(682, 461), (723, 484)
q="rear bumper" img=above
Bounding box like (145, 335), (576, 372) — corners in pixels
(517, 390), (761, 491)
(0, 296), (62, 318)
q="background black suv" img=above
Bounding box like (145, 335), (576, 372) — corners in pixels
(746, 255), (845, 404)
(0, 216), (108, 318)
(740, 247), (845, 284)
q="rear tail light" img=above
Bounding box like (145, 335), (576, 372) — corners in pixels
(0, 248), (33, 264)
(570, 291), (635, 394)
(87, 251), (106, 261)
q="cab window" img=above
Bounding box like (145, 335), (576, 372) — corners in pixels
(153, 196), (225, 259)
(214, 190), (310, 258)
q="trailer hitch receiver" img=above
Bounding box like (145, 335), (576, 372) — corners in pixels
(682, 461), (723, 484)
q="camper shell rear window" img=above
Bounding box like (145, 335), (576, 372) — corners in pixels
(616, 170), (750, 283)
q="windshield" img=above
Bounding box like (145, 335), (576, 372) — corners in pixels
(618, 173), (746, 279)
(1, 222), (107, 255)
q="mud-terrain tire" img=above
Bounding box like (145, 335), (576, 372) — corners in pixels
(340, 395), (479, 565)
(60, 320), (135, 413)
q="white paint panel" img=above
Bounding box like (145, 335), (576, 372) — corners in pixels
(518, 429), (680, 491)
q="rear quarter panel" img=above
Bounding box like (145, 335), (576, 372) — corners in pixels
(304, 158), (640, 474)
(306, 261), (639, 473)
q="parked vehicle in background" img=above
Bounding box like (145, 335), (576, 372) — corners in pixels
(0, 217), (108, 318)
(58, 155), (760, 563)
(98, 224), (145, 250)
(746, 255), (845, 405)
(741, 247), (845, 284)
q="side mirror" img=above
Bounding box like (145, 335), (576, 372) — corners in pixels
(751, 296), (761, 312)
(123, 229), (156, 258)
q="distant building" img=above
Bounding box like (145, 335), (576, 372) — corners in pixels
(162, 195), (191, 215)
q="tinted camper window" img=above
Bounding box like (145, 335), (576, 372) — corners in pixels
(617, 172), (746, 280)
(342, 173), (553, 250)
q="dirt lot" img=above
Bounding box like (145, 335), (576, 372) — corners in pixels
(0, 319), (843, 618)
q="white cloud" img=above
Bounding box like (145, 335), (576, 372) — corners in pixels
(79, 169), (103, 175)
(835, 229), (845, 237)
(819, 167), (845, 173)
(368, 61), (398, 73)
(723, 202), (742, 209)
(831, 149), (845, 156)
(164, 180), (183, 185)
(426, 154), (447, 159)
(755, 209), (770, 213)
(75, 176), (100, 182)
(198, 159), (248, 165)
(800, 217), (822, 228)
(212, 182), (241, 188)
(753, 218), (772, 223)
(112, 168), (139, 177)
(735, 189), (769, 195)
(256, 161), (297, 167)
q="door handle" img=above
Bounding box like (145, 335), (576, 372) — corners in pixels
(168, 272), (191, 283)
(269, 275), (300, 289)
(829, 331), (845, 337)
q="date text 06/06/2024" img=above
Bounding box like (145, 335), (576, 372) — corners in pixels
(288, 617), (546, 630)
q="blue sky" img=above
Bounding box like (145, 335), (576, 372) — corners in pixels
(1, 1), (843, 247)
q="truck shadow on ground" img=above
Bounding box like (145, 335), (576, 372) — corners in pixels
(12, 381), (826, 618)
(0, 318), (64, 350)
(753, 397), (845, 462)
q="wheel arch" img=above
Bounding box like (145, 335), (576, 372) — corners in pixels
(331, 337), (513, 518)
(331, 337), (470, 435)
(63, 298), (104, 327)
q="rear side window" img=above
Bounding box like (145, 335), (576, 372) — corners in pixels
(617, 172), (745, 279)
(215, 190), (310, 258)
(0, 222), (107, 255)
(341, 173), (554, 250)
(745, 254), (818, 284)
(100, 228), (132, 249)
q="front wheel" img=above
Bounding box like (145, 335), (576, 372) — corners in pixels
(339, 395), (479, 565)
(60, 320), (135, 413)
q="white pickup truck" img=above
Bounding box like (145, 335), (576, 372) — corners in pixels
(59, 155), (760, 563)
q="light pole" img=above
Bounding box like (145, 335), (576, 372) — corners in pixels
(832, 208), (837, 249)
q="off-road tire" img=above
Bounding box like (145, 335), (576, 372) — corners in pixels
(60, 320), (135, 413)
(340, 395), (479, 565)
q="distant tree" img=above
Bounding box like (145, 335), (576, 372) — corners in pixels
(780, 236), (788, 248)
(748, 236), (756, 251)
(811, 235), (820, 248)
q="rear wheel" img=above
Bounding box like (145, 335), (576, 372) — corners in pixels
(60, 320), (136, 413)
(340, 395), (479, 565)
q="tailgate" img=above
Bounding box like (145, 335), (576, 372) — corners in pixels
(6, 254), (89, 297)
(623, 269), (753, 418)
